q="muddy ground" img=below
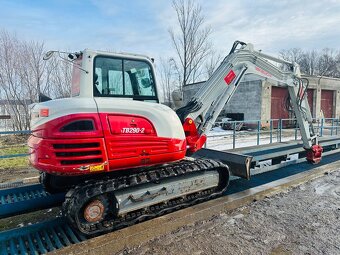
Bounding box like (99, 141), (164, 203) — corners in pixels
(0, 167), (38, 183)
(126, 169), (340, 255)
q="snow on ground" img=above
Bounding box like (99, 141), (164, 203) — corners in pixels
(208, 126), (234, 136)
(207, 127), (301, 151)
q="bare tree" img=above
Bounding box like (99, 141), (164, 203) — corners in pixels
(317, 48), (338, 77)
(0, 30), (72, 130)
(279, 48), (304, 63)
(169, 0), (212, 89)
(299, 50), (319, 76)
(204, 50), (223, 79)
(280, 47), (340, 78)
(45, 56), (72, 98)
(334, 52), (340, 77)
(0, 30), (31, 130)
(158, 58), (175, 106)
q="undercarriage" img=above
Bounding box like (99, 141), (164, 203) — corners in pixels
(41, 158), (230, 236)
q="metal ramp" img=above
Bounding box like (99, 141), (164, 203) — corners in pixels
(0, 218), (86, 255)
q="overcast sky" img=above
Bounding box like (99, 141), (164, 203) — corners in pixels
(1, 0), (340, 61)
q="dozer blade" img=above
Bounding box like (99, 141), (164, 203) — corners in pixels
(192, 148), (253, 179)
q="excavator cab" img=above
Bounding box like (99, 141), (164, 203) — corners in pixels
(70, 50), (159, 102)
(93, 56), (158, 101)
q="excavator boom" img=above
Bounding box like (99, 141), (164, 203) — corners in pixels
(177, 41), (322, 163)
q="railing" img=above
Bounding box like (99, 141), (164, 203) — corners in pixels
(1, 118), (339, 159)
(206, 117), (340, 150)
(0, 130), (31, 160)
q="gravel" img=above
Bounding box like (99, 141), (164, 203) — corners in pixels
(125, 169), (340, 255)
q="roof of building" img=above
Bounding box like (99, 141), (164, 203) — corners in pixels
(0, 99), (33, 105)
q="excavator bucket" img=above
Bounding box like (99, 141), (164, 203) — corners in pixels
(192, 148), (253, 179)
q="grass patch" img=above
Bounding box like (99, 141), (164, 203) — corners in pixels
(0, 135), (36, 181)
(0, 157), (29, 170)
(0, 137), (29, 170)
(0, 145), (28, 156)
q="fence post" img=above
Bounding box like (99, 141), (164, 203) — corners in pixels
(331, 119), (334, 136)
(320, 118), (324, 137)
(233, 122), (236, 149)
(279, 119), (283, 142)
(294, 121), (298, 141)
(257, 120), (260, 145)
(270, 120), (273, 144)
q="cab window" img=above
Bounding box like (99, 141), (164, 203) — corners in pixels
(94, 56), (157, 101)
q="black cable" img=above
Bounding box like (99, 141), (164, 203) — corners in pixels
(296, 77), (310, 120)
(176, 99), (202, 123)
(299, 78), (309, 109)
(285, 94), (293, 113)
(228, 41), (247, 55)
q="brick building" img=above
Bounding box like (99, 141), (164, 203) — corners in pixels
(183, 75), (340, 125)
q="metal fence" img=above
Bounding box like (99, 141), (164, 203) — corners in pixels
(206, 117), (340, 149)
(0, 118), (339, 160)
(0, 115), (29, 132)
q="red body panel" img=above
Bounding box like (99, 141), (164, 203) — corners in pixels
(182, 118), (207, 154)
(224, 70), (236, 85)
(28, 113), (186, 176)
(31, 113), (104, 139)
(306, 144), (323, 164)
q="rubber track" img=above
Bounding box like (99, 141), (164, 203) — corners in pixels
(63, 158), (230, 236)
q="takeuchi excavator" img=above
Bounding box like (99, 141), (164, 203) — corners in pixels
(28, 41), (323, 235)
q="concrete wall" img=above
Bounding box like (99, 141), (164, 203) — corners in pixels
(183, 82), (204, 105)
(336, 90), (340, 118)
(224, 80), (262, 120)
(261, 80), (272, 124)
(182, 80), (263, 121)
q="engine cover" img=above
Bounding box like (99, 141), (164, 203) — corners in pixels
(28, 98), (187, 175)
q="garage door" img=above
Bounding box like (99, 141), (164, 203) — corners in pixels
(271, 87), (289, 119)
(321, 90), (334, 118)
(271, 87), (289, 127)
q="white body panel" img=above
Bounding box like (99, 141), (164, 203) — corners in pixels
(30, 97), (98, 129)
(30, 97), (185, 140)
(94, 97), (185, 139)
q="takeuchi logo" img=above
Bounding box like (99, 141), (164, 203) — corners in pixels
(255, 66), (272, 77)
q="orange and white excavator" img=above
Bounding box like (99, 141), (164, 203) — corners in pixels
(28, 41), (322, 235)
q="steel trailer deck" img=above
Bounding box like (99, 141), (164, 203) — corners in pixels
(0, 184), (65, 219)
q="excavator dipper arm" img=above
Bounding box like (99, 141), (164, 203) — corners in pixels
(177, 41), (322, 163)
